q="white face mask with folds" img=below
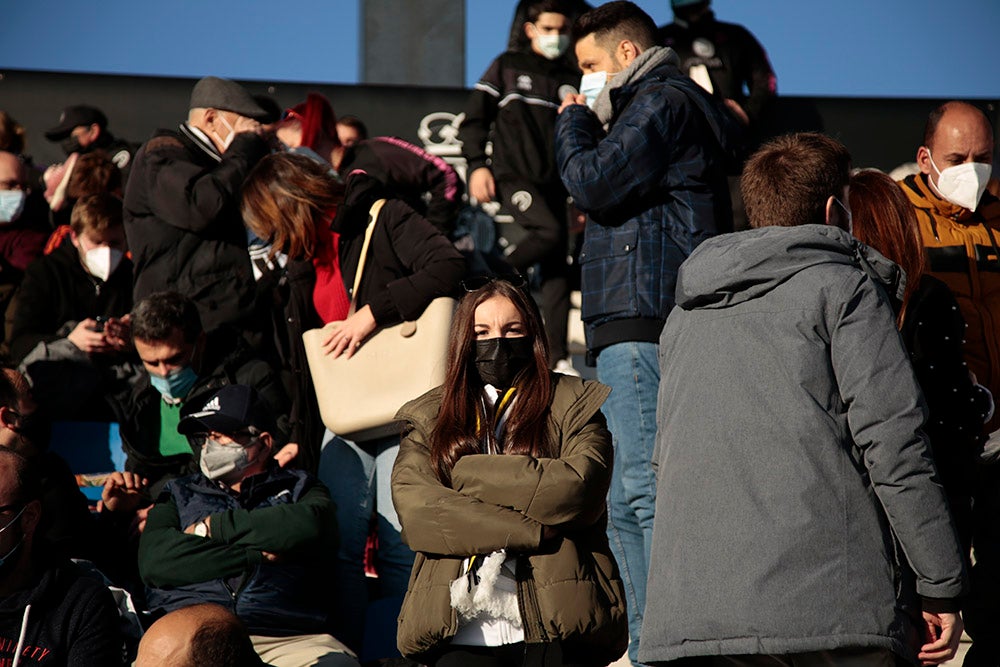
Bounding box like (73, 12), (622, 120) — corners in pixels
(82, 246), (124, 281)
(927, 149), (993, 211)
(579, 71), (609, 109)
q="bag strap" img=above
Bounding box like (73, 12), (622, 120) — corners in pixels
(348, 198), (387, 314)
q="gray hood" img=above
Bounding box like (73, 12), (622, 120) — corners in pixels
(675, 224), (904, 310)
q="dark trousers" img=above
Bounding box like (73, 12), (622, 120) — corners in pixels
(496, 179), (571, 364)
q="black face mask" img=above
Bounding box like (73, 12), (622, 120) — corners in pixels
(60, 135), (82, 156)
(474, 337), (534, 388)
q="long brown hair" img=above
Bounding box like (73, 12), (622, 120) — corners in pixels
(849, 169), (926, 326)
(240, 152), (344, 260)
(430, 280), (553, 485)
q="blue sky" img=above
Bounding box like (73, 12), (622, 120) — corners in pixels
(2, 0), (998, 99)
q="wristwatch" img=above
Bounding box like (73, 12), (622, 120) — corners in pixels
(194, 520), (209, 537)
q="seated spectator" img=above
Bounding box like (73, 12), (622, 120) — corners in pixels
(135, 603), (265, 667)
(0, 151), (47, 284)
(139, 385), (358, 667)
(275, 92), (462, 233)
(44, 104), (137, 179)
(11, 193), (133, 421)
(107, 291), (290, 496)
(0, 368), (94, 560)
(335, 115), (368, 147)
(0, 447), (124, 665)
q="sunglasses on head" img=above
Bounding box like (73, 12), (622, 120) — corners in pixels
(460, 274), (528, 293)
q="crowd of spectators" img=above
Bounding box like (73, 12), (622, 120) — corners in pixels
(0, 0), (995, 666)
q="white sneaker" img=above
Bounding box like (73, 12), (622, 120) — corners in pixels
(554, 358), (581, 377)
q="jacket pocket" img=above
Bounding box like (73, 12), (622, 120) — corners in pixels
(579, 226), (639, 323)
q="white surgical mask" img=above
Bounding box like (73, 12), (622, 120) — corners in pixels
(580, 71), (609, 109)
(200, 438), (258, 484)
(535, 33), (570, 60)
(83, 246), (124, 281)
(213, 113), (237, 152)
(927, 150), (992, 212)
(0, 191), (26, 225)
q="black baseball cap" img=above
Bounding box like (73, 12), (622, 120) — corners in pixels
(45, 105), (108, 141)
(177, 385), (276, 436)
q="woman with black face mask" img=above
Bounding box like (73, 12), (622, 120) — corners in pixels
(391, 278), (627, 667)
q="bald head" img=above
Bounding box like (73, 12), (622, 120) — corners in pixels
(136, 604), (261, 667)
(917, 101), (995, 200)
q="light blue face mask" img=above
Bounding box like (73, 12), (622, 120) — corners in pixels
(579, 71), (609, 109)
(0, 191), (26, 224)
(149, 366), (199, 401)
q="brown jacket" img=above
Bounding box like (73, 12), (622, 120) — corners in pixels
(391, 374), (627, 663)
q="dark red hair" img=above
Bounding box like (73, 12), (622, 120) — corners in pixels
(849, 169), (926, 325)
(289, 92), (340, 151)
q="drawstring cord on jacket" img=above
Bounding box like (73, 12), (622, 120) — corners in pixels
(12, 603), (30, 667)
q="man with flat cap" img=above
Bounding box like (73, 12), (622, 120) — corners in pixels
(124, 76), (270, 338)
(138, 384), (357, 667)
(45, 104), (137, 175)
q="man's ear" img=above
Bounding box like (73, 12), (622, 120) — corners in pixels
(85, 124), (101, 142)
(21, 499), (41, 540)
(524, 21), (535, 40)
(824, 196), (836, 227)
(69, 230), (81, 250)
(617, 39), (641, 67)
(916, 145), (933, 176)
(0, 407), (17, 431)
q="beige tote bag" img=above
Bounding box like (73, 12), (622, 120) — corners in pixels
(302, 199), (455, 441)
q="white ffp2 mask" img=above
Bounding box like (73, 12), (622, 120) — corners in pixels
(927, 150), (992, 212)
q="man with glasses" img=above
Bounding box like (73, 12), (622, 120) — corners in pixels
(0, 447), (124, 665)
(107, 291), (290, 497)
(138, 384), (358, 667)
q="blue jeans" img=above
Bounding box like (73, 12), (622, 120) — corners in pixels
(596, 341), (659, 666)
(318, 431), (415, 659)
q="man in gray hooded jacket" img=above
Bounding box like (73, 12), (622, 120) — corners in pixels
(640, 133), (967, 666)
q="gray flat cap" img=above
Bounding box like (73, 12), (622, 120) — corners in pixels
(189, 76), (267, 119)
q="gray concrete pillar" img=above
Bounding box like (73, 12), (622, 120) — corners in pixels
(361, 0), (465, 87)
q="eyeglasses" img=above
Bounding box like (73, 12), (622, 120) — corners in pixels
(460, 274), (528, 293)
(0, 180), (28, 192)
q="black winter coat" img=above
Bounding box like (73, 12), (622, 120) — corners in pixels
(123, 124), (267, 335)
(9, 242), (133, 363)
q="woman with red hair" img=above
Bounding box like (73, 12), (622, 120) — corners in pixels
(275, 93), (462, 232)
(850, 169), (991, 555)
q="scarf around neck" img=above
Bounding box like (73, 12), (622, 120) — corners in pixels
(592, 45), (680, 126)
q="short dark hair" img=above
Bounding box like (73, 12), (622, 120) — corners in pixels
(131, 291), (203, 344)
(0, 449), (42, 505)
(740, 132), (851, 229)
(70, 193), (123, 236)
(923, 100), (993, 149)
(525, 0), (572, 23)
(190, 617), (262, 667)
(336, 115), (369, 141)
(574, 1), (658, 50)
